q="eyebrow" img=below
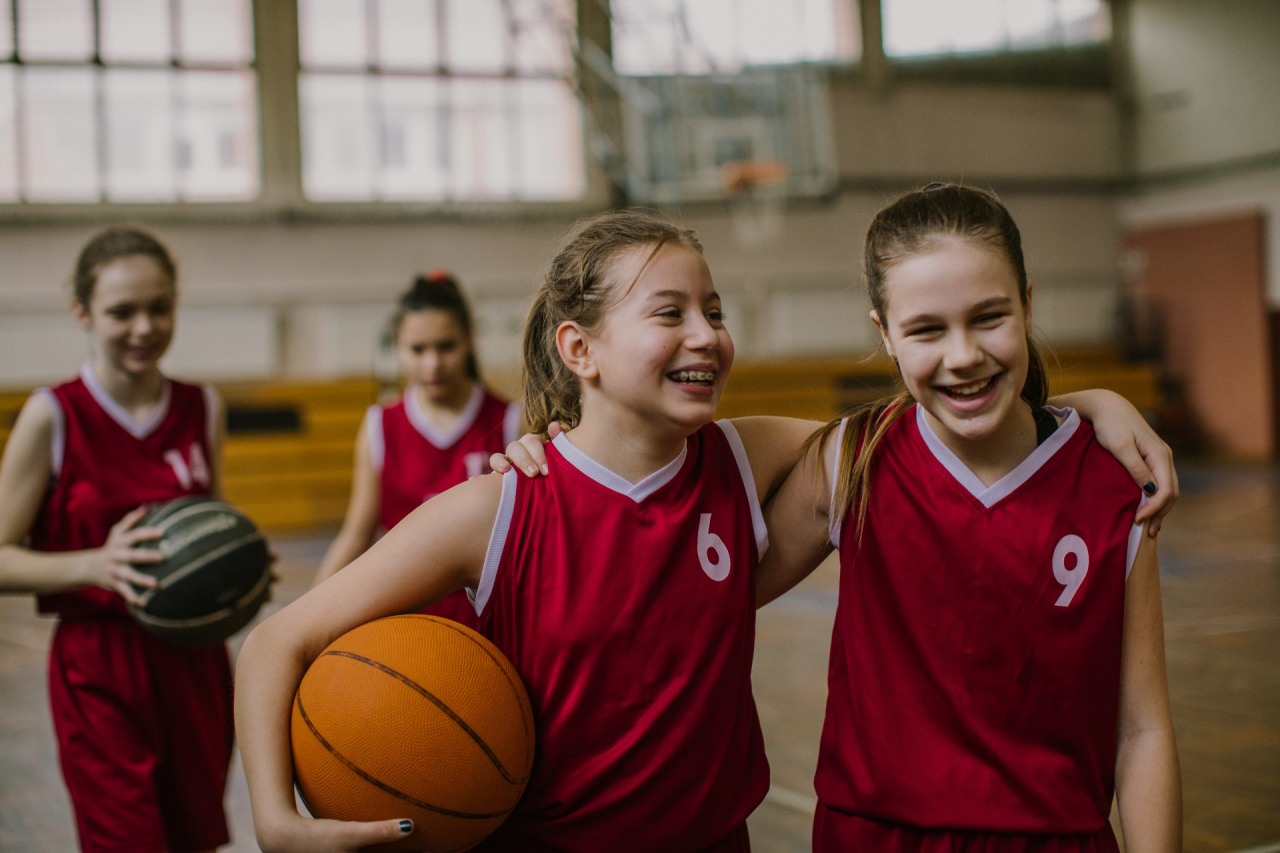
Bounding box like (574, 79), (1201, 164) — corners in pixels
(897, 295), (1013, 326)
(644, 289), (721, 302)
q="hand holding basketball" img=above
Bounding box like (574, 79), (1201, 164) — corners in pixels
(96, 505), (164, 605)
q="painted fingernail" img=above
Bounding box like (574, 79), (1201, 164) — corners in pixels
(1142, 482), (1157, 495)
(400, 820), (413, 834)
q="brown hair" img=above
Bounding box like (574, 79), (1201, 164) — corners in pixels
(520, 209), (702, 433)
(823, 183), (1047, 538)
(391, 270), (480, 381)
(73, 226), (177, 307)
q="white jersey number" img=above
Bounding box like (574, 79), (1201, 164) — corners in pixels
(1052, 534), (1090, 607)
(164, 443), (211, 490)
(698, 513), (731, 581)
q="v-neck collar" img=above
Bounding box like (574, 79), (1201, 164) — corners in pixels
(916, 404), (1080, 508)
(81, 362), (171, 440)
(552, 432), (687, 504)
(405, 382), (482, 449)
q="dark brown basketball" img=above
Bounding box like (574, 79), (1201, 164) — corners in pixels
(126, 497), (272, 646)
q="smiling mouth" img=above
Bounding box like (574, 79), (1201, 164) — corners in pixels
(939, 375), (997, 400)
(668, 369), (716, 386)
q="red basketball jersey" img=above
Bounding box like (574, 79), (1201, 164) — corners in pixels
(370, 384), (518, 626)
(816, 405), (1143, 836)
(32, 367), (218, 618)
(473, 422), (770, 851)
(371, 384), (520, 528)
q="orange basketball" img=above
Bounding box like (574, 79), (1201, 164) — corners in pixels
(290, 615), (535, 852)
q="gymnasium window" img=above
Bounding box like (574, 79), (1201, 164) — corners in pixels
(881, 0), (1112, 85)
(609, 0), (861, 75)
(0, 0), (259, 204)
(297, 0), (585, 203)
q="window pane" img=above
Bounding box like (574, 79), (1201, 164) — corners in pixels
(612, 0), (858, 75)
(177, 70), (259, 199)
(101, 0), (172, 63)
(21, 68), (98, 200)
(299, 0), (369, 68)
(514, 78), (583, 199)
(18, 0), (94, 62)
(0, 67), (16, 200)
(444, 0), (506, 74)
(178, 0), (254, 64)
(376, 76), (445, 199)
(377, 0), (439, 70)
(511, 0), (575, 75)
(448, 78), (511, 198)
(300, 73), (376, 200)
(104, 68), (176, 200)
(1, 6), (15, 60)
(883, 0), (1108, 57)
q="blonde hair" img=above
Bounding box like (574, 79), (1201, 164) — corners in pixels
(823, 183), (1046, 539)
(521, 209), (703, 433)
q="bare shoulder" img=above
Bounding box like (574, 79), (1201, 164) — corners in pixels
(726, 416), (824, 499)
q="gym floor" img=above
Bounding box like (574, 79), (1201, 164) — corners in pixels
(2, 461), (1278, 852)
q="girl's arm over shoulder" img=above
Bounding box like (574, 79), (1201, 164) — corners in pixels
(1052, 389), (1178, 534)
(235, 472), (503, 852)
(754, 431), (838, 608)
(1114, 528), (1182, 851)
(726, 416), (823, 505)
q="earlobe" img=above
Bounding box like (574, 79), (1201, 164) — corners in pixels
(555, 321), (598, 380)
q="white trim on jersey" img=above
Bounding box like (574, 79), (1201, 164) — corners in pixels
(714, 419), (770, 559)
(364, 405), (385, 471)
(79, 362), (173, 440)
(405, 382), (485, 449)
(202, 384), (221, 451)
(916, 404), (1082, 508)
(550, 431), (686, 503)
(473, 467), (519, 615)
(1125, 496), (1148, 580)
(828, 417), (850, 550)
(502, 402), (523, 446)
(36, 387), (66, 478)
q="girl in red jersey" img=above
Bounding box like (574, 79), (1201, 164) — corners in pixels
(758, 184), (1181, 850)
(237, 208), (1176, 853)
(311, 271), (520, 628)
(0, 227), (236, 852)
(237, 209), (819, 852)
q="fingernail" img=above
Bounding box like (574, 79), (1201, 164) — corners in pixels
(540, 465), (549, 476)
(526, 466), (538, 476)
(1142, 481), (1157, 495)
(400, 820), (413, 834)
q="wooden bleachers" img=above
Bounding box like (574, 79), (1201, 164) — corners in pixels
(0, 346), (1161, 535)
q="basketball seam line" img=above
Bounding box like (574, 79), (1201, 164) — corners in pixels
(294, 694), (516, 820)
(142, 531), (266, 594)
(321, 649), (527, 785)
(416, 616), (536, 752)
(131, 565), (272, 629)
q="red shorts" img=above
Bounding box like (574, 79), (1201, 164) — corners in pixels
(814, 803), (1120, 853)
(48, 617), (234, 853)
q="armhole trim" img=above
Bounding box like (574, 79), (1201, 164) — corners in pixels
(36, 388), (64, 477)
(714, 419), (768, 559)
(1125, 493), (1149, 581)
(829, 418), (849, 550)
(202, 384), (221, 449)
(365, 406), (385, 471)
(472, 468), (517, 614)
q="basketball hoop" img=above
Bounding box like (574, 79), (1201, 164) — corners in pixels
(721, 159), (789, 248)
